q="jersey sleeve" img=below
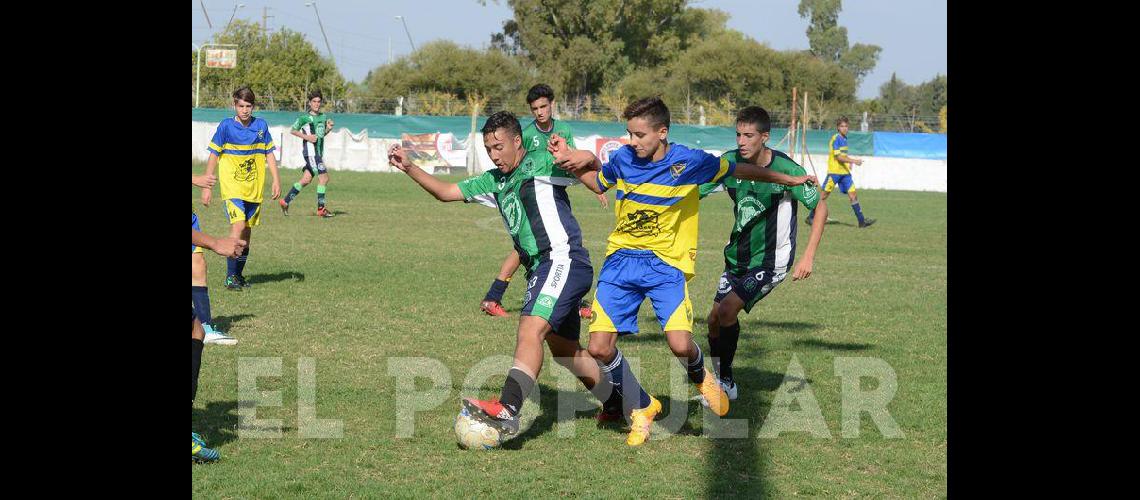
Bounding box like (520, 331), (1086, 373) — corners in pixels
(291, 115), (306, 131)
(457, 171), (499, 207)
(698, 181), (725, 199)
(776, 159), (819, 209)
(262, 122), (276, 152)
(207, 121), (227, 156)
(596, 147), (628, 193)
(681, 148), (735, 185)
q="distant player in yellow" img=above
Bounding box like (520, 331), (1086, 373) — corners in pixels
(807, 116), (875, 228)
(200, 86), (282, 290)
(550, 97), (816, 446)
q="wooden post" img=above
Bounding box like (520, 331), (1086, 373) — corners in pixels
(790, 87), (798, 159)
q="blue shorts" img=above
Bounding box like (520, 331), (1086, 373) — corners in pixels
(303, 154), (327, 176)
(823, 174), (855, 194)
(224, 199), (262, 227)
(192, 213), (202, 253)
(521, 258), (593, 340)
(589, 249), (694, 334)
(713, 266), (787, 314)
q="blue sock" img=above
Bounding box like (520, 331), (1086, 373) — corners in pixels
(600, 349), (651, 413)
(227, 256), (237, 278)
(686, 341), (706, 384)
(852, 202), (865, 224)
(483, 279), (510, 303)
(191, 286), (212, 325)
(235, 246), (249, 277)
(284, 183), (302, 204)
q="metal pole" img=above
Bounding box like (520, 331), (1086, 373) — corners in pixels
(308, 2), (335, 64)
(395, 16), (415, 52)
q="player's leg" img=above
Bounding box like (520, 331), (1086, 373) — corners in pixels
(281, 168), (313, 214)
(235, 222), (253, 286)
(645, 257), (728, 416)
(589, 252), (660, 445)
(712, 291), (746, 399)
(846, 181), (874, 228)
(481, 250), (521, 316)
(193, 252), (236, 345)
(192, 315), (220, 463)
(223, 200), (249, 290)
(315, 165), (332, 217)
(807, 175), (836, 224)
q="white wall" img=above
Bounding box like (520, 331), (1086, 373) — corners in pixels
(193, 122), (946, 191)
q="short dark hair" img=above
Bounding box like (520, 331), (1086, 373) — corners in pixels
(307, 90), (323, 101)
(481, 110), (522, 139)
(736, 106), (771, 133)
(526, 84), (554, 104)
(622, 96), (670, 130)
(837, 115), (850, 126)
(233, 86), (256, 105)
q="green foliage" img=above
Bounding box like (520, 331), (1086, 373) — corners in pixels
(798, 0), (880, 85)
(194, 20), (345, 110)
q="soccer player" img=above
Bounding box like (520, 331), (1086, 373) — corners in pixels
(479, 83), (607, 317)
(387, 111), (623, 440)
(549, 97), (817, 446)
(700, 106), (828, 404)
(280, 90), (335, 218)
(192, 173), (238, 345)
(192, 220), (247, 463)
(807, 116), (874, 228)
(201, 86), (282, 290)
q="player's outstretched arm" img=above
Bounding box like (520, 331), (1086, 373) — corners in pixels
(734, 162), (817, 186)
(192, 173), (216, 189)
(193, 229), (247, 258)
(793, 200), (828, 281)
(837, 153), (863, 166)
(387, 144), (464, 202)
(291, 128), (317, 144)
(548, 135), (600, 175)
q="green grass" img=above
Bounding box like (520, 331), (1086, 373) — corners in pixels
(191, 164), (946, 497)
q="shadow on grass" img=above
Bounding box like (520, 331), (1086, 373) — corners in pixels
(792, 338), (875, 351)
(192, 400), (239, 448)
(501, 383), (625, 450)
(210, 314), (255, 332)
(246, 271), (305, 284)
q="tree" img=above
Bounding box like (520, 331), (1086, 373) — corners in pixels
(797, 0), (881, 85)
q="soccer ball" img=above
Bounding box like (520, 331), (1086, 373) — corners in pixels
(455, 406), (503, 450)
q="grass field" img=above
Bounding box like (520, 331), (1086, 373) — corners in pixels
(191, 163), (947, 497)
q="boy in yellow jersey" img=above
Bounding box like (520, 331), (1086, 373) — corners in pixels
(807, 116), (874, 228)
(549, 97), (816, 446)
(200, 87), (282, 290)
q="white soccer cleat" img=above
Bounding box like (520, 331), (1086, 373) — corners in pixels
(202, 324), (238, 345)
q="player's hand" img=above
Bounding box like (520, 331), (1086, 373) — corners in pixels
(790, 174), (818, 187)
(192, 174), (216, 189)
(307, 134), (319, 144)
(792, 259), (813, 281)
(547, 135), (571, 162)
(212, 237), (247, 258)
(855, 158), (864, 166)
(388, 144), (412, 172)
(201, 189), (212, 207)
(596, 192), (608, 208)
(326, 119), (334, 132)
(271, 181), (281, 200)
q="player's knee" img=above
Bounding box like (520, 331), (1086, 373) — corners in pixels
(717, 306), (739, 326)
(666, 335), (692, 356)
(587, 342), (614, 361)
(706, 308), (720, 331)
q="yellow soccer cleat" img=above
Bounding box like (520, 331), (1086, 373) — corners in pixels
(698, 368), (730, 416)
(625, 396), (662, 446)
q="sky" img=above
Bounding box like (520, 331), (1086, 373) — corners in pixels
(191, 0), (946, 99)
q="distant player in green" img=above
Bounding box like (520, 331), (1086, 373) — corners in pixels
(700, 106), (828, 404)
(807, 116), (873, 228)
(388, 111), (622, 441)
(280, 90), (335, 218)
(480, 83), (606, 318)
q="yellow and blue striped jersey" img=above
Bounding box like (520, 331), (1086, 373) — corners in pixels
(207, 117), (276, 203)
(596, 143), (735, 278)
(827, 133), (850, 175)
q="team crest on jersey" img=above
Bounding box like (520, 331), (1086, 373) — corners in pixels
(234, 157), (258, 181)
(735, 195), (765, 230)
(670, 162), (686, 179)
(500, 192), (524, 236)
(257, 129), (264, 139)
(617, 210), (661, 237)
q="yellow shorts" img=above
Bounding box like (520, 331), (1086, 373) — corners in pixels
(224, 198), (261, 227)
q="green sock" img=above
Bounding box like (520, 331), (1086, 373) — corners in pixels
(317, 184), (327, 208)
